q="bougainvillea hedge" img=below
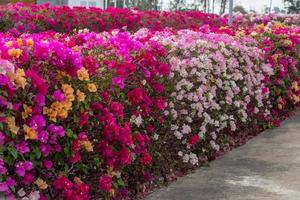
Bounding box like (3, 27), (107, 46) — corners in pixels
(1, 4), (300, 36)
(0, 3), (226, 35)
(0, 26), (299, 199)
(0, 4), (299, 200)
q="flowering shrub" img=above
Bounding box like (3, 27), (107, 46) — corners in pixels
(0, 4), (299, 200)
(233, 13), (300, 28)
(144, 29), (273, 166)
(248, 26), (300, 123)
(0, 3), (226, 35)
(0, 31), (170, 199)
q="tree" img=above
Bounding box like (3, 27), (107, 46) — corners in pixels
(233, 5), (247, 14)
(219, 0), (227, 14)
(273, 6), (286, 13)
(284, 0), (300, 13)
(169, 0), (186, 10)
(123, 0), (159, 10)
(263, 5), (271, 14)
(212, 0), (215, 13)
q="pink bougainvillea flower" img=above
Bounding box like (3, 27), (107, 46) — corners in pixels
(53, 176), (73, 190)
(30, 114), (46, 131)
(112, 77), (125, 89)
(110, 101), (124, 118)
(15, 141), (30, 154)
(47, 124), (65, 137)
(38, 130), (49, 143)
(26, 69), (48, 95)
(52, 90), (65, 102)
(43, 160), (53, 169)
(22, 172), (34, 185)
(0, 75), (9, 86)
(68, 152), (81, 164)
(15, 161), (32, 177)
(34, 94), (45, 107)
(0, 159), (7, 175)
(0, 132), (6, 146)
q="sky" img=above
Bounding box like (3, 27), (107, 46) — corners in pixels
(162, 0), (286, 13)
(235, 0), (285, 13)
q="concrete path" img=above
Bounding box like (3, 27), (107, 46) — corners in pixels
(146, 112), (300, 200)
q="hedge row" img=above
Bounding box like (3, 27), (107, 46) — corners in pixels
(0, 3), (226, 35)
(1, 4), (300, 37)
(0, 24), (299, 199)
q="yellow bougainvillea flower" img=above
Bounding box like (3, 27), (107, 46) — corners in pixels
(292, 94), (299, 104)
(111, 188), (116, 197)
(23, 125), (37, 140)
(107, 166), (118, 177)
(6, 117), (19, 135)
(44, 84), (75, 122)
(22, 104), (33, 119)
(62, 84), (75, 101)
(34, 178), (48, 190)
(76, 89), (86, 102)
(57, 109), (68, 119)
(257, 23), (265, 30)
(77, 67), (90, 81)
(8, 48), (23, 58)
(292, 81), (299, 91)
(87, 83), (97, 93)
(15, 76), (27, 89)
(5, 41), (13, 48)
(7, 68), (27, 89)
(80, 140), (94, 152)
(43, 107), (58, 122)
(26, 38), (34, 47)
(74, 177), (83, 184)
(282, 39), (292, 47)
(219, 26), (229, 30)
(16, 38), (23, 47)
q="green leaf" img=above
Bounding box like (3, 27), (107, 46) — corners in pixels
(93, 157), (101, 167)
(63, 165), (69, 175)
(33, 147), (42, 159)
(7, 145), (18, 159)
(117, 179), (125, 187)
(112, 181), (118, 188)
(66, 129), (76, 139)
(4, 155), (14, 166)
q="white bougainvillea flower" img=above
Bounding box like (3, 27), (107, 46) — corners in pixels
(0, 59), (15, 75)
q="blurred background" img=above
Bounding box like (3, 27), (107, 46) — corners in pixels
(0, 0), (299, 14)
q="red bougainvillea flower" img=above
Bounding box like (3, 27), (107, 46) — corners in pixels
(188, 135), (200, 145)
(139, 151), (152, 165)
(127, 88), (144, 105)
(98, 175), (112, 192)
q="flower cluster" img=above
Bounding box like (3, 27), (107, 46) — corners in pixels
(233, 13), (300, 28)
(248, 25), (300, 123)
(0, 30), (170, 199)
(146, 29), (273, 165)
(0, 3), (226, 35)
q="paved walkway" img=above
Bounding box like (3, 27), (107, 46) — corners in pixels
(147, 112), (300, 200)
